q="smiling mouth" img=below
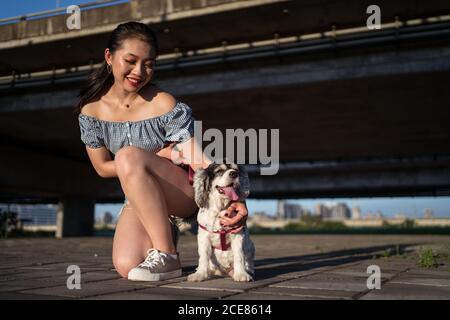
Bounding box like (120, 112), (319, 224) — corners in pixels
(126, 77), (143, 86)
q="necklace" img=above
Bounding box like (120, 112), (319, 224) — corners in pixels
(120, 94), (139, 110)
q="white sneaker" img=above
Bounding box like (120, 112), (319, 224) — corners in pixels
(127, 249), (182, 281)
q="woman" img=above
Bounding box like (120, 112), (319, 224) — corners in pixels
(76, 21), (248, 281)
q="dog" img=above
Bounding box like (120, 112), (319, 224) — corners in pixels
(187, 162), (255, 282)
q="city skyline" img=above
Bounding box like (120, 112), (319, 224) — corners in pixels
(246, 197), (450, 219)
(95, 196), (450, 221)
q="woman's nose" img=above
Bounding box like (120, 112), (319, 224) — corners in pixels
(132, 64), (145, 76)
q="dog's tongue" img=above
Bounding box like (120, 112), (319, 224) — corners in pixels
(222, 186), (239, 201)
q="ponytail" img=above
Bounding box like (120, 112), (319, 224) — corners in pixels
(76, 61), (113, 112)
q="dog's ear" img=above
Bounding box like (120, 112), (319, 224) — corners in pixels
(238, 165), (250, 199)
(193, 168), (211, 208)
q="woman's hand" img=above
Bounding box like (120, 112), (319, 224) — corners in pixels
(220, 201), (248, 232)
(156, 142), (185, 164)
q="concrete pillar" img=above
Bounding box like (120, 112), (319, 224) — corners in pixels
(56, 196), (95, 238)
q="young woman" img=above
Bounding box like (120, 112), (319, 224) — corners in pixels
(76, 22), (248, 281)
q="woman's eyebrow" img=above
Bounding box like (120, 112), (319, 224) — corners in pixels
(125, 53), (156, 61)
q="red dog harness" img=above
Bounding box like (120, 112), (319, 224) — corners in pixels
(198, 224), (245, 251)
(188, 166), (195, 185)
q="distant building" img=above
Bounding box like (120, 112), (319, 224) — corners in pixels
(351, 206), (362, 219)
(424, 208), (434, 219)
(314, 202), (350, 220)
(276, 200), (303, 219)
(0, 204), (57, 226)
(374, 210), (384, 219)
(331, 203), (351, 220)
(315, 203), (331, 219)
(102, 211), (114, 224)
(252, 211), (272, 221)
(395, 212), (407, 219)
(276, 200), (285, 219)
(285, 203), (303, 219)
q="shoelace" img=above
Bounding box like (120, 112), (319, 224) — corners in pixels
(139, 249), (166, 269)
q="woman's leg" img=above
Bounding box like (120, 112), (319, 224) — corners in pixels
(114, 146), (198, 255)
(112, 204), (153, 278)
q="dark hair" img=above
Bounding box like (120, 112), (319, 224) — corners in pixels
(76, 21), (159, 113)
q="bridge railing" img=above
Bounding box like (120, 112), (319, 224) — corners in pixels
(0, 0), (129, 26)
(1, 15), (450, 90)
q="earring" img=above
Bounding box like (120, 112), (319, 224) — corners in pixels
(107, 64), (112, 74)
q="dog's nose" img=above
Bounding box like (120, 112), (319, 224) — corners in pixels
(229, 170), (238, 178)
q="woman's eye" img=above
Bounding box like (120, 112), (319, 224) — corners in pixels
(125, 60), (135, 64)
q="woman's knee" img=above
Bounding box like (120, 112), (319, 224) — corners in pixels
(113, 255), (140, 278)
(115, 146), (154, 178)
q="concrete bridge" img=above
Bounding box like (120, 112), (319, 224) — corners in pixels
(1, 0), (450, 236)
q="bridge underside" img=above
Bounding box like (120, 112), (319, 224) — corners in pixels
(1, 0), (450, 203)
(1, 67), (450, 200)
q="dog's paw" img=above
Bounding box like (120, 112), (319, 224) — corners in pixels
(187, 272), (209, 282)
(233, 271), (253, 282)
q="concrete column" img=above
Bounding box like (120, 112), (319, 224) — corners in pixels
(56, 196), (95, 238)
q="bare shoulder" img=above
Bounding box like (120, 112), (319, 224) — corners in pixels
(147, 86), (178, 115)
(79, 101), (100, 117)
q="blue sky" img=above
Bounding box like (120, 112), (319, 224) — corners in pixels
(0, 0), (129, 19)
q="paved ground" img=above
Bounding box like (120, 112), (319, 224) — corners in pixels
(1, 234), (450, 300)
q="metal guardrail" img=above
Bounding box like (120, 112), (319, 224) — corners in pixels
(1, 18), (450, 90)
(0, 0), (129, 25)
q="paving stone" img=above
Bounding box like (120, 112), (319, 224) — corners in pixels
(18, 280), (141, 298)
(360, 283), (450, 300)
(163, 276), (280, 293)
(327, 269), (395, 279)
(390, 274), (450, 287)
(256, 265), (331, 279)
(405, 269), (450, 278)
(0, 284), (44, 293)
(83, 287), (233, 300)
(0, 270), (68, 282)
(358, 259), (413, 271)
(223, 293), (328, 300)
(38, 271), (121, 284)
(2, 235), (450, 299)
(270, 274), (368, 292)
(247, 286), (354, 300)
(0, 292), (71, 300)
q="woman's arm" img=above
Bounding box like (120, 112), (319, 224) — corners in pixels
(85, 147), (117, 178)
(169, 137), (213, 170)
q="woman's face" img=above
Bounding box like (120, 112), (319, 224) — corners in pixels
(105, 38), (155, 92)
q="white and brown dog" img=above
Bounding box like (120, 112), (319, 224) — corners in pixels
(187, 162), (255, 282)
